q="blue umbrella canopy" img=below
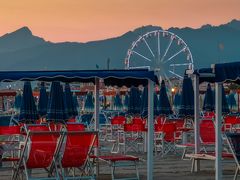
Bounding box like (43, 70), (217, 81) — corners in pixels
(84, 92), (94, 112)
(158, 80), (173, 115)
(114, 93), (123, 110)
(14, 93), (22, 113)
(47, 81), (68, 122)
(228, 92), (237, 110)
(179, 75), (194, 117)
(128, 86), (141, 114)
(141, 87), (159, 117)
(38, 82), (48, 117)
(203, 83), (214, 112)
(64, 83), (78, 118)
(19, 81), (39, 123)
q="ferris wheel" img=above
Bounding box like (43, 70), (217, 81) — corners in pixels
(125, 30), (194, 85)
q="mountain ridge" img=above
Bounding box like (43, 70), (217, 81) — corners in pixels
(0, 19), (240, 72)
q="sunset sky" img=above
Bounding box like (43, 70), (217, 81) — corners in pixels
(0, 0), (239, 42)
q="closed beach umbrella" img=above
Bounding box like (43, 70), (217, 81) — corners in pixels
(173, 92), (181, 109)
(228, 92), (237, 110)
(73, 94), (79, 110)
(38, 82), (48, 117)
(128, 86), (141, 114)
(179, 75), (194, 117)
(203, 83), (214, 112)
(14, 93), (22, 113)
(64, 83), (78, 118)
(114, 93), (123, 110)
(124, 93), (129, 110)
(222, 87), (230, 114)
(158, 80), (173, 115)
(19, 81), (39, 123)
(47, 81), (68, 123)
(84, 92), (94, 112)
(141, 87), (159, 117)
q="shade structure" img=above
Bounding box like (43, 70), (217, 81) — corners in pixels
(84, 92), (94, 112)
(47, 81), (68, 122)
(38, 82), (48, 117)
(158, 80), (172, 115)
(19, 81), (39, 123)
(64, 83), (78, 118)
(141, 86), (159, 117)
(128, 86), (141, 114)
(113, 93), (123, 110)
(14, 93), (22, 113)
(203, 83), (214, 112)
(228, 92), (237, 110)
(179, 75), (194, 117)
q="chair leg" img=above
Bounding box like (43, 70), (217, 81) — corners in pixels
(234, 166), (239, 180)
(191, 158), (195, 173)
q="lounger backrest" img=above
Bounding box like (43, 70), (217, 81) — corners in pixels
(132, 117), (144, 124)
(174, 119), (185, 129)
(161, 123), (176, 142)
(226, 133), (240, 163)
(200, 120), (215, 143)
(61, 131), (96, 168)
(0, 125), (21, 135)
(225, 116), (237, 125)
(25, 125), (60, 169)
(124, 123), (146, 132)
(66, 123), (85, 131)
(111, 116), (126, 125)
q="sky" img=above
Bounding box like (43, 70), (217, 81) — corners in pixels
(0, 0), (239, 42)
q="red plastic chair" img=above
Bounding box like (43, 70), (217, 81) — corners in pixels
(154, 123), (177, 156)
(13, 124), (61, 180)
(200, 120), (215, 145)
(224, 116), (238, 132)
(116, 123), (146, 154)
(58, 131), (97, 179)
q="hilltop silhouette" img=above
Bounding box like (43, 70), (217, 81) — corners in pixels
(0, 19), (240, 71)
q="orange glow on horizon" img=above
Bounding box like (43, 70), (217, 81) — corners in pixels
(0, 0), (239, 42)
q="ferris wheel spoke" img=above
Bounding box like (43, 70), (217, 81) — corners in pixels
(169, 63), (191, 67)
(168, 70), (183, 79)
(143, 38), (155, 58)
(157, 32), (161, 57)
(132, 50), (152, 62)
(163, 47), (186, 64)
(160, 38), (173, 62)
(163, 72), (173, 88)
(128, 66), (150, 70)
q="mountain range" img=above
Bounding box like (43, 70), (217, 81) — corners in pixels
(0, 19), (240, 71)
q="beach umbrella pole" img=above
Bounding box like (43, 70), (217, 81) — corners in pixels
(215, 83), (222, 180)
(147, 80), (154, 180)
(193, 75), (200, 171)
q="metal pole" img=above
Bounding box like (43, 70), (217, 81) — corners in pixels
(215, 82), (222, 180)
(147, 80), (154, 180)
(94, 77), (100, 176)
(193, 74), (200, 171)
(94, 78), (100, 131)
